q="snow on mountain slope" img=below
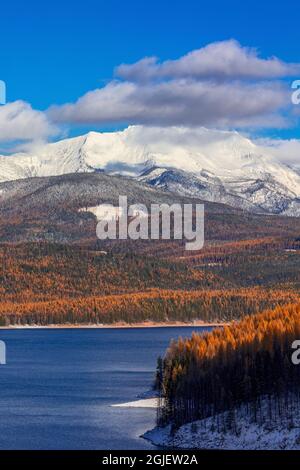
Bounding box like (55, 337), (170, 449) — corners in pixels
(139, 167), (261, 212)
(0, 135), (91, 182)
(1, 125), (300, 216)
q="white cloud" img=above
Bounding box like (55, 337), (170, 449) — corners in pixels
(0, 100), (57, 144)
(257, 138), (300, 168)
(49, 40), (299, 129)
(116, 40), (300, 82)
(2, 40), (300, 150)
(49, 78), (290, 129)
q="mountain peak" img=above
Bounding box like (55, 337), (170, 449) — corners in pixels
(0, 126), (300, 216)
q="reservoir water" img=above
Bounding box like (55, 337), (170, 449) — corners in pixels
(0, 327), (209, 449)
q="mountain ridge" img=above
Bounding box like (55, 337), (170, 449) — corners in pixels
(1, 126), (300, 216)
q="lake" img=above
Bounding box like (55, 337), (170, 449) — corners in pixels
(0, 326), (210, 450)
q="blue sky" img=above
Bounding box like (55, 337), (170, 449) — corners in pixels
(1, 0), (300, 144)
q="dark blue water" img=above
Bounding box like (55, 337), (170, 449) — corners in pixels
(0, 327), (209, 450)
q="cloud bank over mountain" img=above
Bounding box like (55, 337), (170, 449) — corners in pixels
(49, 40), (297, 129)
(1, 40), (300, 166)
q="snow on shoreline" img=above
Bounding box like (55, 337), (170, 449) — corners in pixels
(112, 389), (161, 408)
(144, 407), (300, 450)
(111, 390), (300, 449)
(0, 321), (224, 330)
(112, 398), (159, 408)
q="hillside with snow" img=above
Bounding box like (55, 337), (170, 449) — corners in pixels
(144, 401), (300, 450)
(1, 126), (300, 216)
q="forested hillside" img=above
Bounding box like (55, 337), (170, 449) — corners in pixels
(1, 173), (300, 245)
(156, 302), (300, 431)
(0, 173), (299, 326)
(0, 238), (299, 325)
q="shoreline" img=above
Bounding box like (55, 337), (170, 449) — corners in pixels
(143, 407), (300, 450)
(0, 320), (228, 330)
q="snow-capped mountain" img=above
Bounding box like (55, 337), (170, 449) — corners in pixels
(1, 126), (300, 216)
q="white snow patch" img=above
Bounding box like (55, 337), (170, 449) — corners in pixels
(79, 204), (123, 221)
(112, 398), (159, 408)
(80, 203), (148, 221)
